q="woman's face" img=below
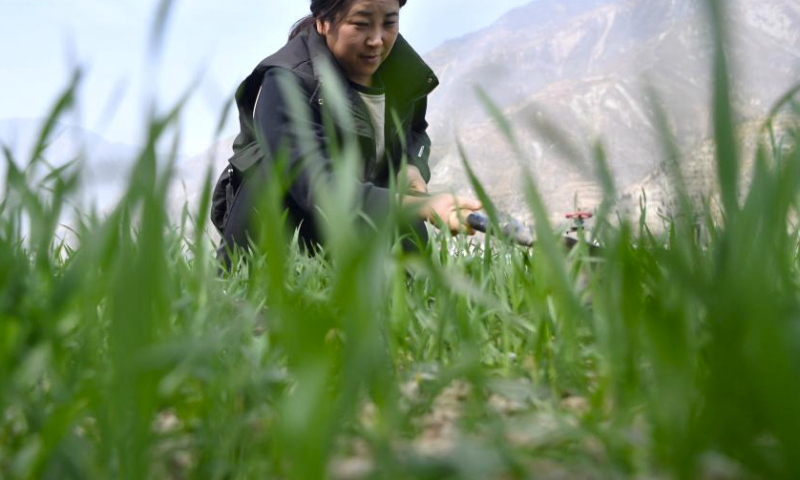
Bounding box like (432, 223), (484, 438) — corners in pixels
(316, 0), (400, 87)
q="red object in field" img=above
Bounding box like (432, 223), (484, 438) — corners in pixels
(565, 211), (593, 220)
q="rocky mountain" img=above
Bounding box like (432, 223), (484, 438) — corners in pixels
(424, 0), (800, 226)
(0, 119), (198, 230)
(0, 119), (142, 214)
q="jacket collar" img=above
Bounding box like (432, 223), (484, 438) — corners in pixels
(380, 34), (439, 103)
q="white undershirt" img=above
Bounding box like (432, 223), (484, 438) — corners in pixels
(356, 91), (386, 162)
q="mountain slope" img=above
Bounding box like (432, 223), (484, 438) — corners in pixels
(423, 0), (800, 224)
(0, 118), (140, 212)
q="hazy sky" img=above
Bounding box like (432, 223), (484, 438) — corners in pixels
(1, 0), (533, 156)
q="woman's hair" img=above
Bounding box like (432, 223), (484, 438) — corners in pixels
(289, 0), (407, 40)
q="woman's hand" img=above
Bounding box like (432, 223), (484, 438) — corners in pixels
(403, 193), (482, 235)
(400, 165), (428, 195)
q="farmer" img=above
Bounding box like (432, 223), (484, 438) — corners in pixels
(212, 0), (482, 264)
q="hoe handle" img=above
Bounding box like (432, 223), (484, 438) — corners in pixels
(465, 212), (534, 247)
(466, 212), (488, 233)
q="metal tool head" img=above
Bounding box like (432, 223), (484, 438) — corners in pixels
(466, 212), (534, 246)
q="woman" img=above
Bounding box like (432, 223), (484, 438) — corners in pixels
(211, 0), (481, 263)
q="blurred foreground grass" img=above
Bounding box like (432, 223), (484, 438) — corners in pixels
(3, 1), (800, 478)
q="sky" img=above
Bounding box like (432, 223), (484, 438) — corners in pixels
(1, 0), (533, 156)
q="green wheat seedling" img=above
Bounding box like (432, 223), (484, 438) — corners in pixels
(3, 0), (800, 478)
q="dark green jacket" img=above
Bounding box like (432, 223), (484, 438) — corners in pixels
(211, 26), (439, 236)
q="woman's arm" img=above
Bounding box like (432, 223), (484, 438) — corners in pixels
(400, 164), (428, 195)
(401, 193), (482, 234)
(398, 98), (483, 232)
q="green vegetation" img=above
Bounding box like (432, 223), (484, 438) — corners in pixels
(2, 1), (800, 478)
